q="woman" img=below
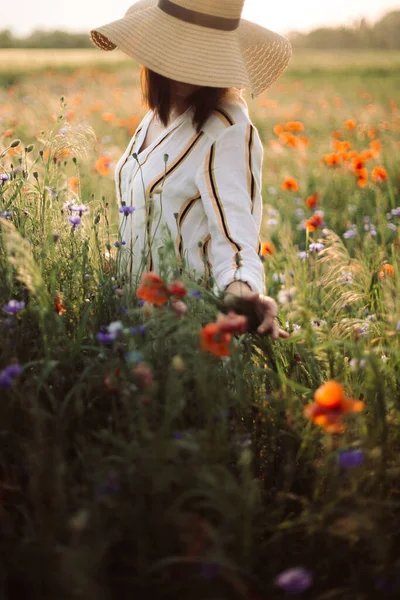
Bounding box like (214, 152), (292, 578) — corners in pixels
(91, 0), (291, 340)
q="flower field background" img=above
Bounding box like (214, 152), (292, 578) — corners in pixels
(0, 49), (400, 599)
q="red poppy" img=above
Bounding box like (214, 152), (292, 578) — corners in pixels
(372, 166), (388, 183)
(55, 294), (66, 316)
(167, 281), (187, 297)
(136, 272), (169, 306)
(304, 380), (365, 434)
(200, 323), (231, 357)
(281, 176), (299, 192)
(306, 193), (319, 208)
(304, 213), (323, 232)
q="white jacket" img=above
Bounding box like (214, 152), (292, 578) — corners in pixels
(115, 96), (266, 294)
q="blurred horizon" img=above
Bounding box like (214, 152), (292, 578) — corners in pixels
(3, 0), (400, 37)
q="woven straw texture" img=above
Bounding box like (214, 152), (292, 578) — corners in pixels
(90, 0), (292, 97)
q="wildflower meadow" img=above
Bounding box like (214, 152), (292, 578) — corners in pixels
(0, 49), (400, 599)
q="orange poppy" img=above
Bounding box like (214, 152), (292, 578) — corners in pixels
(296, 136), (311, 148)
(102, 112), (116, 124)
(127, 115), (141, 136)
(55, 294), (66, 316)
(304, 213), (323, 232)
(273, 123), (285, 136)
(279, 131), (297, 148)
(260, 242), (274, 257)
(368, 126), (377, 140)
(69, 176), (79, 193)
(306, 193), (319, 208)
(200, 323), (231, 357)
(379, 264), (395, 279)
(281, 176), (299, 192)
(285, 121), (304, 132)
(359, 149), (374, 162)
(357, 168), (368, 188)
(3, 128), (14, 138)
(352, 157), (365, 173)
(372, 166), (388, 183)
(324, 153), (341, 167)
(95, 155), (111, 176)
(370, 140), (382, 158)
(136, 272), (169, 305)
(332, 140), (352, 153)
(345, 119), (356, 130)
(304, 380), (365, 434)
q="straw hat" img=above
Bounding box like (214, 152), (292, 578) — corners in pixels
(90, 0), (292, 97)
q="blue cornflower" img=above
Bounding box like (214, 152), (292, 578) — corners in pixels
(189, 289), (202, 298)
(68, 215), (81, 227)
(0, 211), (12, 218)
(274, 567), (313, 593)
(97, 321), (123, 343)
(130, 324), (146, 335)
(4, 364), (22, 378)
(114, 240), (127, 248)
(3, 300), (25, 315)
(338, 449), (365, 469)
(70, 203), (89, 216)
(309, 243), (324, 252)
(119, 206), (135, 216)
(343, 229), (357, 239)
(297, 251), (308, 261)
(0, 371), (12, 388)
(0, 363), (22, 388)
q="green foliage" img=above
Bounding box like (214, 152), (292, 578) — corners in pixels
(290, 11), (400, 49)
(0, 64), (400, 599)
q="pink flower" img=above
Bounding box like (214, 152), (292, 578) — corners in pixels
(172, 298), (188, 318)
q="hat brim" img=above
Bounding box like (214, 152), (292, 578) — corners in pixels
(90, 1), (292, 97)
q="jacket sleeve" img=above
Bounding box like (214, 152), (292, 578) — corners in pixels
(195, 122), (266, 294)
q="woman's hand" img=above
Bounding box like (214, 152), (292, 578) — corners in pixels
(224, 281), (290, 340)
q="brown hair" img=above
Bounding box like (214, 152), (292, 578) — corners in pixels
(140, 67), (237, 133)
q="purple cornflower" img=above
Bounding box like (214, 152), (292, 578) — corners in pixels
(114, 241), (127, 248)
(68, 215), (81, 227)
(297, 251), (308, 261)
(0, 363), (22, 388)
(130, 324), (146, 335)
(119, 206), (135, 216)
(0, 173), (10, 181)
(391, 207), (400, 216)
(70, 204), (89, 216)
(4, 364), (22, 378)
(274, 567), (313, 593)
(338, 449), (365, 469)
(0, 371), (12, 388)
(97, 331), (115, 343)
(343, 229), (357, 239)
(97, 321), (123, 344)
(0, 211), (12, 219)
(3, 300), (25, 315)
(309, 243), (324, 252)
(189, 289), (201, 298)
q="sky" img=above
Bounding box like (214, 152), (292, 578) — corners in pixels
(3, 0), (400, 36)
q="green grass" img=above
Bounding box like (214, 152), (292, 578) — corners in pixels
(0, 55), (400, 599)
